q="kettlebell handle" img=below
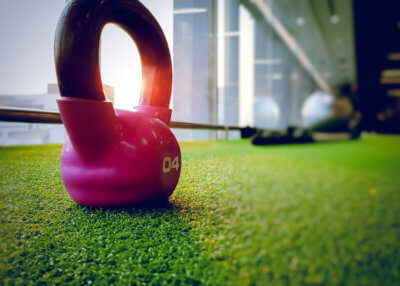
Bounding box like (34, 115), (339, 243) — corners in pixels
(55, 0), (172, 108)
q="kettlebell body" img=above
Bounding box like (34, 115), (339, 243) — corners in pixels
(55, 0), (180, 206)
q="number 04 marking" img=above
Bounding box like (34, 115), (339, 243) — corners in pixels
(163, 156), (180, 173)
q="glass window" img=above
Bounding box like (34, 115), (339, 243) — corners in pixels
(172, 0), (215, 140)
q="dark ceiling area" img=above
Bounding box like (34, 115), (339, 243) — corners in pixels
(354, 0), (400, 132)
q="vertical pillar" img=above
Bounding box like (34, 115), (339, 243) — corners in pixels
(239, 5), (254, 127)
(217, 0), (225, 126)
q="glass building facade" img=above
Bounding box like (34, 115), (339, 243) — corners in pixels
(172, 0), (216, 139)
(172, 0), (319, 139)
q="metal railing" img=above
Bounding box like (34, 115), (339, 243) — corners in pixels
(0, 106), (243, 131)
(0, 106), (354, 143)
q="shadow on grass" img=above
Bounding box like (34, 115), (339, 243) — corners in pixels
(88, 196), (175, 212)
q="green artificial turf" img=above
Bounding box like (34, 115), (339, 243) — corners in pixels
(1, 135), (400, 285)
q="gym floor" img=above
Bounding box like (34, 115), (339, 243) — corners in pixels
(1, 135), (399, 284)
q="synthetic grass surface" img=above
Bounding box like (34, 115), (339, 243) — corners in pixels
(1, 135), (400, 285)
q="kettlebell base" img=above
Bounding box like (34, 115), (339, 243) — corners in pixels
(59, 109), (181, 207)
(66, 186), (171, 207)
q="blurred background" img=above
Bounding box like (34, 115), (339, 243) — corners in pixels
(0, 0), (399, 144)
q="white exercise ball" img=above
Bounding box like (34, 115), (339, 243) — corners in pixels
(254, 96), (280, 129)
(301, 91), (334, 127)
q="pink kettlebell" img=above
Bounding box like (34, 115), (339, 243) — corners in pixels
(55, 0), (181, 206)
